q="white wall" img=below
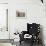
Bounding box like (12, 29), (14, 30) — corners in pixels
(0, 0), (8, 3)
(9, 0), (45, 40)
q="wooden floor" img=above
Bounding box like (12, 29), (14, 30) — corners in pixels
(19, 41), (43, 46)
(0, 43), (13, 46)
(0, 39), (14, 43)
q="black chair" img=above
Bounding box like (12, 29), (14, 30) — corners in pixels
(19, 23), (40, 46)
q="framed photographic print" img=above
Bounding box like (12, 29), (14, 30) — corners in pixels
(16, 9), (27, 18)
(16, 11), (25, 17)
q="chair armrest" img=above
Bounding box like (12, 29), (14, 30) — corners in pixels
(19, 31), (27, 41)
(22, 31), (28, 35)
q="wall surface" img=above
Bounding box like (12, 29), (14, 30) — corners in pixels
(8, 0), (46, 46)
(0, 0), (8, 3)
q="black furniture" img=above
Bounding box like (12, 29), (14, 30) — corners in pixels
(19, 23), (40, 46)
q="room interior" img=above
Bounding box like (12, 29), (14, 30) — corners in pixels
(0, 0), (46, 46)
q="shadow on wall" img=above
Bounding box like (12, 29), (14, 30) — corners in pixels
(40, 25), (45, 46)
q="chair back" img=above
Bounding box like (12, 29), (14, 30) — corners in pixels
(27, 23), (40, 35)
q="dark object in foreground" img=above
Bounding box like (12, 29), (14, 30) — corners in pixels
(19, 23), (42, 46)
(41, 0), (43, 3)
